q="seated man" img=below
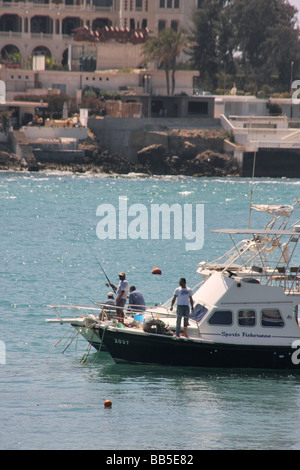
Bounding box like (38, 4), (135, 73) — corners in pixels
(128, 286), (146, 313)
(98, 292), (116, 320)
(104, 292), (117, 319)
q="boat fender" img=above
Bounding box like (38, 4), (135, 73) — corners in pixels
(152, 267), (162, 275)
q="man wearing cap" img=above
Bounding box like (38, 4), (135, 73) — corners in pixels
(95, 292), (116, 319)
(106, 292), (115, 306)
(110, 272), (128, 323)
(104, 292), (116, 319)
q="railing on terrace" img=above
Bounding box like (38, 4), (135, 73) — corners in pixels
(247, 141), (300, 149)
(0, 31), (22, 37)
(31, 32), (53, 39)
(228, 115), (288, 129)
(0, 0), (114, 9)
(220, 115), (300, 148)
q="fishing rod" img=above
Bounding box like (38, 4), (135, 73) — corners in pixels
(84, 237), (116, 293)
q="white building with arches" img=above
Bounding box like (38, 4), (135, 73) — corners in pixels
(0, 0), (199, 68)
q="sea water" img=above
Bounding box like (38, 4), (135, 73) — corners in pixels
(1, 172), (300, 450)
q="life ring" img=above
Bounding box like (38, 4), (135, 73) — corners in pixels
(264, 244), (277, 254)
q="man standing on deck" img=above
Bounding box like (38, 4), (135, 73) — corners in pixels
(109, 272), (128, 323)
(170, 278), (194, 338)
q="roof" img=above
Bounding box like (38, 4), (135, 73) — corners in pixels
(0, 101), (48, 108)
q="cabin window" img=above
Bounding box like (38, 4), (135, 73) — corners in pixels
(238, 310), (256, 327)
(261, 309), (284, 327)
(190, 304), (208, 322)
(208, 310), (232, 325)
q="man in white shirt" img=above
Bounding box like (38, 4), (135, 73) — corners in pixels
(170, 278), (194, 338)
(110, 272), (129, 323)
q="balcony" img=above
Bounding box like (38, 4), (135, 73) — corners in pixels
(0, 0), (113, 8)
(0, 31), (22, 37)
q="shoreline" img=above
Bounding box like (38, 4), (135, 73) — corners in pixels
(0, 168), (242, 179)
(0, 148), (241, 178)
(0, 128), (241, 177)
(0, 164), (240, 178)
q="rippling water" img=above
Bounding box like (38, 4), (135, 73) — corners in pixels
(1, 172), (300, 450)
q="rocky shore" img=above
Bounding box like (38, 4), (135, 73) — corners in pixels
(0, 129), (240, 177)
(0, 142), (29, 171)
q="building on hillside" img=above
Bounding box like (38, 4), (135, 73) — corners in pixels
(0, 66), (200, 100)
(268, 98), (300, 120)
(0, 0), (199, 68)
(214, 95), (269, 118)
(0, 99), (48, 128)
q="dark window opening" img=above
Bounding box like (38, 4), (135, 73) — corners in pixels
(188, 101), (208, 115)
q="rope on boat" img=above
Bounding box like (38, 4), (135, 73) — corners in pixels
(54, 326), (81, 352)
(81, 324), (109, 364)
(53, 326), (74, 348)
(92, 325), (109, 363)
(62, 330), (80, 354)
(98, 324), (108, 351)
(80, 330), (95, 363)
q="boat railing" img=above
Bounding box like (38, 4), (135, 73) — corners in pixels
(48, 276), (206, 323)
(47, 304), (105, 322)
(47, 303), (176, 323)
(204, 222), (300, 288)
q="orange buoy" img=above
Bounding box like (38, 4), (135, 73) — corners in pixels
(104, 400), (112, 408)
(152, 267), (162, 275)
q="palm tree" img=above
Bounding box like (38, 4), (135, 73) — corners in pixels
(142, 28), (189, 95)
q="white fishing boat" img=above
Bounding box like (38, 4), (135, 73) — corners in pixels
(47, 201), (300, 370)
(46, 302), (180, 355)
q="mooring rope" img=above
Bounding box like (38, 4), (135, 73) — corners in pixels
(62, 330), (80, 354)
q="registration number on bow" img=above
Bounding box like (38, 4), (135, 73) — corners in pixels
(114, 338), (129, 345)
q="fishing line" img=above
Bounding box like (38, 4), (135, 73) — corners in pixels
(83, 235), (116, 293)
(63, 217), (116, 296)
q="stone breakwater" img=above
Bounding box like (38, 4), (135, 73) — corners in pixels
(0, 129), (240, 177)
(0, 143), (34, 171)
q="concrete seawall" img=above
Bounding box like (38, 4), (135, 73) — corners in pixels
(243, 149), (300, 178)
(88, 117), (221, 161)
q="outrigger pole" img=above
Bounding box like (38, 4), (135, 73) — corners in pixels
(248, 151), (257, 230)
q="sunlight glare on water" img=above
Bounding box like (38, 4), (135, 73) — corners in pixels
(1, 173), (300, 450)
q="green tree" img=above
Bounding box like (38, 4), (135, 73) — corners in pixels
(190, 0), (232, 90)
(230, 0), (300, 91)
(191, 0), (300, 93)
(0, 111), (11, 135)
(264, 0), (300, 90)
(142, 28), (189, 95)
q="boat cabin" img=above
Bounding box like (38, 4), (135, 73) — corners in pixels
(192, 269), (300, 346)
